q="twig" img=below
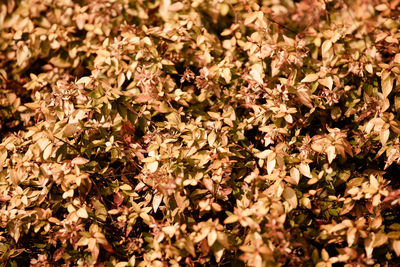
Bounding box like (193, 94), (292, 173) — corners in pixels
(54, 136), (81, 154)
(323, 0), (331, 24)
(266, 17), (298, 35)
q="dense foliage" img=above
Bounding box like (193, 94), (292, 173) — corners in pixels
(1, 0), (400, 266)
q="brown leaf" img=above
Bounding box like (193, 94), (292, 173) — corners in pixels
(121, 121), (136, 136)
(53, 247), (65, 262)
(203, 178), (215, 193)
(297, 87), (313, 108)
(114, 191), (124, 207)
(135, 94), (153, 103)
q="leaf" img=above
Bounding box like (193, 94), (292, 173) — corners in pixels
(244, 11), (262, 25)
(147, 161), (159, 173)
(283, 187), (298, 209)
(213, 245), (225, 263)
(88, 238), (99, 263)
(93, 200), (107, 222)
(299, 163), (312, 178)
(380, 128), (390, 146)
(168, 2), (184, 12)
(135, 94), (153, 103)
(208, 131), (216, 147)
(114, 192), (124, 207)
(76, 237), (89, 246)
(284, 114), (293, 124)
(254, 149), (272, 159)
(0, 195), (11, 201)
(208, 111), (221, 120)
(17, 45), (30, 66)
(77, 207), (88, 218)
(152, 193), (163, 213)
(365, 64), (373, 74)
(140, 212), (152, 224)
(347, 227), (357, 247)
(297, 87), (313, 108)
(76, 76), (91, 86)
(63, 123), (80, 137)
(72, 157), (89, 165)
(311, 136), (330, 153)
(326, 145), (336, 163)
(118, 72), (125, 88)
(266, 155), (276, 175)
(371, 216), (382, 230)
(364, 234), (374, 258)
(318, 76), (333, 90)
(62, 189), (74, 199)
(221, 68), (231, 83)
(25, 102), (41, 109)
(185, 239), (196, 257)
(288, 167), (300, 185)
(37, 138), (51, 151)
(393, 240), (400, 257)
(153, 102), (170, 113)
(321, 40), (332, 56)
(250, 63), (264, 84)
(217, 232), (230, 249)
(53, 247), (65, 262)
(94, 232), (112, 254)
(203, 178), (214, 193)
(49, 57), (71, 68)
(224, 215), (239, 224)
(162, 226), (176, 237)
(301, 73), (319, 83)
(301, 197), (312, 209)
(372, 233), (387, 248)
(321, 249), (329, 261)
(119, 184), (132, 191)
(370, 175), (379, 190)
(208, 230), (217, 247)
(43, 143), (52, 160)
(381, 70), (394, 98)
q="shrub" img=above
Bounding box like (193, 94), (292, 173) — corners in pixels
(1, 0), (400, 266)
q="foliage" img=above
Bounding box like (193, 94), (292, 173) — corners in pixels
(1, 0), (400, 266)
